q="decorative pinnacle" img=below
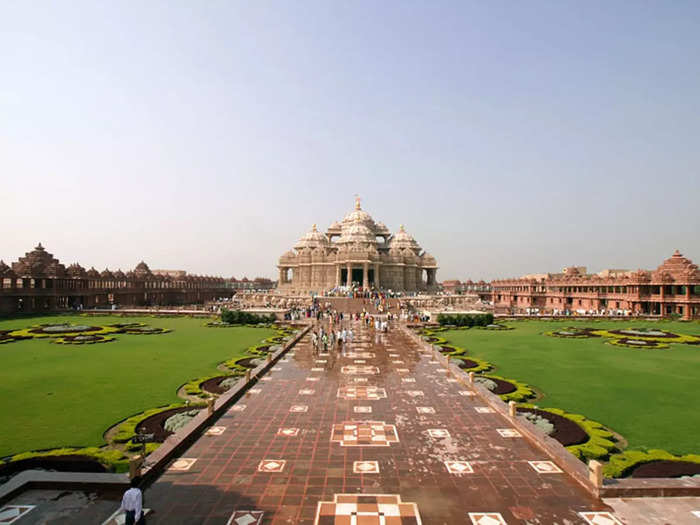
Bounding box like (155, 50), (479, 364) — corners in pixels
(312, 223), (317, 231)
(355, 195), (361, 210)
(399, 224), (405, 232)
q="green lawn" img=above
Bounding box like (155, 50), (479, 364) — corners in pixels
(0, 315), (275, 458)
(443, 320), (700, 455)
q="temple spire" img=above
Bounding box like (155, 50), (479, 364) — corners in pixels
(355, 195), (361, 210)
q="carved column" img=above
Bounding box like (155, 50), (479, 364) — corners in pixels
(374, 263), (380, 289)
(336, 265), (341, 287)
(346, 263), (352, 287)
(363, 263), (369, 289)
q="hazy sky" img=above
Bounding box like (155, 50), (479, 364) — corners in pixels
(2, 1), (699, 280)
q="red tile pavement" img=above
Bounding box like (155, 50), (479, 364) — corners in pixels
(142, 322), (615, 524)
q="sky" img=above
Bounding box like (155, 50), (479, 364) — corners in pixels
(1, 1), (699, 281)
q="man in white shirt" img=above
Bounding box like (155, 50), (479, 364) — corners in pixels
(119, 477), (143, 524)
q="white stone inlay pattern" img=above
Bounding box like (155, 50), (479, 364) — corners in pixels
(528, 460), (563, 474)
(289, 405), (308, 413)
(205, 426), (226, 436)
(496, 428), (521, 438)
(258, 459), (286, 473)
(277, 428), (299, 436)
(353, 460), (380, 473)
(427, 429), (450, 438)
(225, 510), (264, 525)
(341, 365), (380, 375)
(354, 406), (372, 413)
(0, 506), (36, 524)
(445, 460), (474, 474)
(578, 511), (624, 525)
(168, 458), (197, 471)
(474, 407), (494, 413)
(416, 407), (435, 414)
(468, 512), (507, 525)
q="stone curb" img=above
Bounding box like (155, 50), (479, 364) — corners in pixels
(404, 325), (700, 498)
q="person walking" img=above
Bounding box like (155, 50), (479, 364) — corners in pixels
(119, 477), (144, 524)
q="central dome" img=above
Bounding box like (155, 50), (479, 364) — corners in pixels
(341, 197), (377, 230)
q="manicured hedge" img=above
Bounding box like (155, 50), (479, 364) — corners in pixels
(4, 447), (130, 473)
(436, 313), (494, 327)
(604, 449), (700, 478)
(480, 374), (535, 402)
(221, 308), (277, 325)
(519, 403), (617, 461)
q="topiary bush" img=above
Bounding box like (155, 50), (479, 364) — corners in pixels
(518, 404), (617, 462)
(604, 449), (700, 478)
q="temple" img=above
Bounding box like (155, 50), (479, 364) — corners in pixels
(491, 250), (700, 319)
(277, 198), (438, 294)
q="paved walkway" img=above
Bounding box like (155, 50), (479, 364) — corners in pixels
(141, 321), (619, 524)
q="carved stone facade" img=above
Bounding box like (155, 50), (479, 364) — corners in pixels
(492, 250), (700, 319)
(277, 199), (438, 294)
(0, 244), (230, 314)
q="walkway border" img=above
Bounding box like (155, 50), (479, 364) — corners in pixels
(403, 325), (700, 499)
(0, 323), (312, 504)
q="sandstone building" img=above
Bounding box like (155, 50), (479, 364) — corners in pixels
(0, 243), (231, 314)
(277, 199), (438, 294)
(491, 250), (700, 319)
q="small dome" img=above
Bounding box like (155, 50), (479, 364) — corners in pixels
(389, 225), (421, 252)
(100, 268), (114, 279)
(86, 267), (100, 278)
(294, 224), (329, 250)
(67, 263), (86, 278)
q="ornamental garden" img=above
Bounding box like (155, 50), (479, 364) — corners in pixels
(0, 314), (298, 475)
(420, 317), (700, 479)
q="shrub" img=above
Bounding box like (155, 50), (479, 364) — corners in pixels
(5, 447), (130, 473)
(221, 309), (276, 325)
(437, 313), (495, 327)
(519, 404), (617, 462)
(604, 449), (700, 478)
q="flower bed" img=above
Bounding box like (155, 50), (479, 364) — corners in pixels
(607, 338), (669, 349)
(10, 323), (119, 339)
(477, 374), (534, 402)
(0, 448), (129, 475)
(604, 449), (700, 478)
(53, 334), (115, 345)
(591, 328), (700, 344)
(544, 327), (599, 339)
(119, 326), (171, 335)
(477, 324), (514, 331)
(518, 404), (617, 461)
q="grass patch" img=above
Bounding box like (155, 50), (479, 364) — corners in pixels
(0, 314), (275, 458)
(442, 320), (700, 455)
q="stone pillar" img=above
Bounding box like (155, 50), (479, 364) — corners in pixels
(346, 264), (352, 287)
(588, 460), (603, 488)
(363, 263), (369, 289)
(336, 265), (341, 287)
(374, 263), (380, 289)
(279, 268), (285, 284)
(508, 400), (517, 417)
(129, 456), (143, 479)
(684, 285), (692, 320)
